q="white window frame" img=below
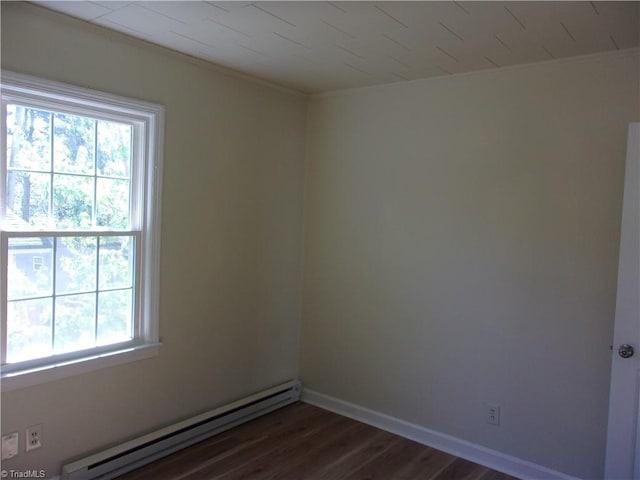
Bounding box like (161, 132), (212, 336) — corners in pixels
(0, 71), (164, 391)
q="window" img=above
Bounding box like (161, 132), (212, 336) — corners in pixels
(1, 71), (164, 390)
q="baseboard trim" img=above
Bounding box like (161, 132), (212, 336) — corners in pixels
(301, 388), (581, 480)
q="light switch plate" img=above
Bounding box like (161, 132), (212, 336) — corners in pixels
(2, 431), (19, 460)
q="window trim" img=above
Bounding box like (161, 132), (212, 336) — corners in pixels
(0, 70), (164, 391)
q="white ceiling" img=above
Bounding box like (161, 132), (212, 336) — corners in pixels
(34, 1), (640, 94)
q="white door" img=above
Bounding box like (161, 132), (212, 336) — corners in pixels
(605, 123), (640, 479)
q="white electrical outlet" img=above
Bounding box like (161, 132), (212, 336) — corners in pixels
(485, 403), (500, 426)
(2, 431), (19, 459)
(26, 424), (42, 452)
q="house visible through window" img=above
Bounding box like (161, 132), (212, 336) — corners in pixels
(1, 71), (164, 388)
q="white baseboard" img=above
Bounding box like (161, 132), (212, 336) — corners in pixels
(301, 388), (581, 480)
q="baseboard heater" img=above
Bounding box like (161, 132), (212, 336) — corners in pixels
(61, 380), (301, 480)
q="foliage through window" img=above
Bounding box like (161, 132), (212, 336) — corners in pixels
(1, 72), (163, 381)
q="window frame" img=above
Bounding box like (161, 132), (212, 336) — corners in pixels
(0, 71), (164, 391)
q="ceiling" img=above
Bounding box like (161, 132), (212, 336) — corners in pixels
(33, 1), (640, 94)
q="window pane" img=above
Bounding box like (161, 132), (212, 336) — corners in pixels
(97, 120), (131, 178)
(6, 171), (51, 228)
(6, 104), (51, 171)
(53, 113), (95, 175)
(54, 293), (96, 354)
(99, 236), (133, 290)
(7, 298), (53, 363)
(96, 178), (130, 229)
(2, 74), (162, 377)
(56, 237), (97, 295)
(53, 174), (93, 229)
(7, 237), (53, 300)
(97, 289), (132, 346)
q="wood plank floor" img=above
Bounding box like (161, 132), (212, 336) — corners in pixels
(118, 402), (520, 480)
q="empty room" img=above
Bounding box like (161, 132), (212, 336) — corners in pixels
(1, 1), (639, 479)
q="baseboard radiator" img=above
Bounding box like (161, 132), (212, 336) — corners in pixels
(61, 380), (301, 480)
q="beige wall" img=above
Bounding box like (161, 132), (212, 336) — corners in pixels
(1, 3), (307, 476)
(300, 52), (639, 479)
(3, 2), (640, 479)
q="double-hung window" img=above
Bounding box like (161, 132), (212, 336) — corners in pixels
(1, 72), (164, 390)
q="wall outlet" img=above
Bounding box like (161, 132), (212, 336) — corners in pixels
(485, 403), (500, 426)
(2, 432), (19, 460)
(26, 424), (42, 452)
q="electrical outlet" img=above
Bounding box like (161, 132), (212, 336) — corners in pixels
(485, 404), (500, 426)
(2, 432), (19, 460)
(26, 424), (42, 452)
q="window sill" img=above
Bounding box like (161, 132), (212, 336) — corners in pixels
(1, 343), (161, 392)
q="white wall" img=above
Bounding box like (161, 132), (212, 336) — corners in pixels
(300, 51), (639, 479)
(1, 3), (307, 477)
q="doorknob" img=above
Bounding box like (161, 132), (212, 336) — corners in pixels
(619, 344), (635, 359)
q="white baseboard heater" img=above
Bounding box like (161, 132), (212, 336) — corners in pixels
(61, 380), (301, 480)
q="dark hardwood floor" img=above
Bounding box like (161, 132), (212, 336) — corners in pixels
(118, 402), (520, 480)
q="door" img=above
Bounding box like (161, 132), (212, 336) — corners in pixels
(605, 123), (640, 479)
